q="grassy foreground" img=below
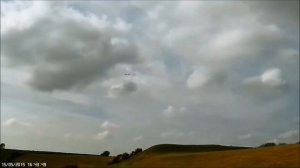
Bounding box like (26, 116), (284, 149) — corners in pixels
(1, 144), (299, 168)
(1, 149), (111, 168)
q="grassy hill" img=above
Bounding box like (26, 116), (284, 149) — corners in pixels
(1, 144), (299, 168)
(143, 144), (249, 154)
(115, 144), (300, 168)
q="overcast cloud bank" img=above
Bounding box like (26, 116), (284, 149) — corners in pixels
(1, 1), (299, 154)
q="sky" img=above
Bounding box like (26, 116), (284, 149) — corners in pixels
(1, 1), (299, 155)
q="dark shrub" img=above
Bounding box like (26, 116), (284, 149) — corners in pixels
(0, 143), (5, 150)
(100, 151), (110, 157)
(108, 155), (122, 165)
(259, 142), (276, 147)
(278, 143), (287, 146)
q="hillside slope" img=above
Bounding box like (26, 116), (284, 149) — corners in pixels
(116, 144), (300, 168)
(143, 144), (249, 154)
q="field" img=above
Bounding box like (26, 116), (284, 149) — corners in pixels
(1, 144), (299, 168)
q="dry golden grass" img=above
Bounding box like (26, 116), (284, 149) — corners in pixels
(15, 153), (111, 168)
(116, 144), (300, 168)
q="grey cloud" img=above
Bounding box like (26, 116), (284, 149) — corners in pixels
(162, 105), (187, 118)
(251, 1), (299, 28)
(123, 81), (137, 92)
(108, 81), (137, 98)
(271, 129), (300, 144)
(1, 4), (140, 92)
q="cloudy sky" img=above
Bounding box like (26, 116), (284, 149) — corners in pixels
(1, 1), (299, 155)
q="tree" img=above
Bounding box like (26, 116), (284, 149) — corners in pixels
(122, 153), (130, 160)
(130, 148), (143, 157)
(107, 147), (143, 165)
(100, 151), (110, 157)
(135, 148), (143, 154)
(0, 143), (5, 150)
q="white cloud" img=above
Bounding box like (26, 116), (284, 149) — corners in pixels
(2, 118), (30, 127)
(211, 29), (249, 59)
(261, 68), (285, 87)
(244, 68), (286, 88)
(1, 1), (50, 33)
(1, 66), (32, 88)
(162, 105), (187, 118)
(113, 18), (132, 32)
(186, 68), (227, 91)
(93, 121), (120, 141)
(101, 121), (120, 131)
(187, 69), (209, 89)
(93, 131), (111, 140)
